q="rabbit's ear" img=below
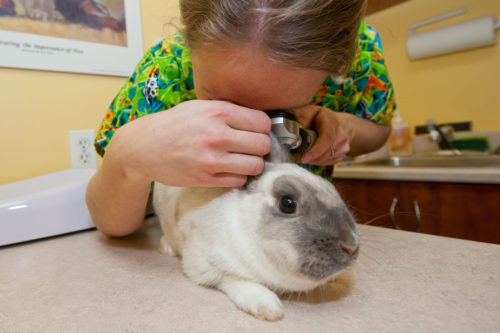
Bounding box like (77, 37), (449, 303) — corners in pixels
(267, 132), (291, 164)
(244, 132), (290, 191)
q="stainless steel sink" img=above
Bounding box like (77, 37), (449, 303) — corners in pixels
(345, 154), (500, 168)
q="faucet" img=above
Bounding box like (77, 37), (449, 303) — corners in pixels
(426, 120), (461, 155)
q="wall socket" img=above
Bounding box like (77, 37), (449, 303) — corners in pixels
(69, 130), (98, 169)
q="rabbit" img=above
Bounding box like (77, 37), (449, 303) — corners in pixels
(153, 133), (359, 321)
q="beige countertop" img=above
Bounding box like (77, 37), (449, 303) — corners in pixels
(1, 219), (499, 332)
(333, 164), (500, 184)
(333, 130), (500, 184)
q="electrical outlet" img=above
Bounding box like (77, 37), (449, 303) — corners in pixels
(69, 130), (98, 169)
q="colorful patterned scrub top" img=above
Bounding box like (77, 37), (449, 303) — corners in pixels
(95, 22), (396, 181)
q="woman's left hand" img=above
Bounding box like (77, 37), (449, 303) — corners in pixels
(291, 105), (352, 165)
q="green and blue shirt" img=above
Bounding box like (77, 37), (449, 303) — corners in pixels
(95, 22), (396, 181)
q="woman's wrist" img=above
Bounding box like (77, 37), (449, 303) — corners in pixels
(336, 112), (391, 156)
(335, 112), (354, 147)
(104, 121), (151, 187)
(86, 135), (152, 237)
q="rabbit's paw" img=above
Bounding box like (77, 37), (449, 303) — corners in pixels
(218, 276), (284, 321)
(159, 236), (176, 256)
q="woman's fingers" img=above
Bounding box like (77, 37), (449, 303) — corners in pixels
(294, 106), (350, 165)
(306, 140), (349, 165)
(225, 130), (272, 156)
(217, 101), (271, 134)
(193, 153), (265, 187)
(220, 152), (266, 176)
(211, 173), (249, 187)
(198, 101), (272, 156)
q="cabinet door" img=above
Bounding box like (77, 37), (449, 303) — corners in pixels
(333, 179), (500, 244)
(333, 179), (431, 232)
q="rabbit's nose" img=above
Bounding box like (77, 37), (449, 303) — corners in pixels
(341, 246), (354, 256)
(340, 243), (359, 258)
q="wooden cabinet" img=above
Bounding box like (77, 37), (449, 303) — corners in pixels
(333, 179), (500, 244)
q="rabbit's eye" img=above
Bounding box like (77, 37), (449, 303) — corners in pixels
(279, 196), (297, 214)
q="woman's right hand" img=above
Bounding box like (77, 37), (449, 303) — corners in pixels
(107, 100), (272, 188)
(87, 100), (271, 237)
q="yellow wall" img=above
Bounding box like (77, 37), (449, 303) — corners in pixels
(366, 0), (500, 131)
(0, 0), (180, 184)
(2, 0), (499, 184)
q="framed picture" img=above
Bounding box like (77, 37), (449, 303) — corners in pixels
(0, 0), (143, 77)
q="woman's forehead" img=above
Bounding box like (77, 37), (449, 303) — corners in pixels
(191, 43), (327, 110)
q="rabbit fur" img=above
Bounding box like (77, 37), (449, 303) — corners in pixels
(153, 134), (359, 321)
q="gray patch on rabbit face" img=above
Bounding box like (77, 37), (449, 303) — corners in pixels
(296, 203), (358, 280)
(259, 175), (358, 281)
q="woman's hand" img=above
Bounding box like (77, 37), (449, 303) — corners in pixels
(110, 99), (272, 188)
(291, 105), (391, 165)
(87, 100), (271, 237)
(292, 105), (351, 165)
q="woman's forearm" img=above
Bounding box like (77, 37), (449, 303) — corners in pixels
(337, 112), (391, 156)
(86, 131), (151, 237)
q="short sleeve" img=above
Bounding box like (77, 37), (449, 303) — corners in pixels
(94, 33), (196, 156)
(311, 22), (396, 125)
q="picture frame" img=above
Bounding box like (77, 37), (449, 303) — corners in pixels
(0, 0), (143, 77)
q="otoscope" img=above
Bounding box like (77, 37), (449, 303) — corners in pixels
(267, 110), (317, 154)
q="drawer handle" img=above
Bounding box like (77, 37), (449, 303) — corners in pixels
(389, 197), (401, 229)
(413, 200), (421, 232)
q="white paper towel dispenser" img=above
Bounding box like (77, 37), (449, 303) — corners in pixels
(407, 8), (500, 60)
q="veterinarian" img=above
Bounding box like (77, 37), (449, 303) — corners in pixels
(86, 0), (396, 237)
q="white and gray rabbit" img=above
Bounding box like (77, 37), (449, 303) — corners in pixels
(153, 133), (359, 321)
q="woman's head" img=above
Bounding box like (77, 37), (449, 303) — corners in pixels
(180, 0), (366, 75)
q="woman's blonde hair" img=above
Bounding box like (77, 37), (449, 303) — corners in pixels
(180, 0), (366, 75)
